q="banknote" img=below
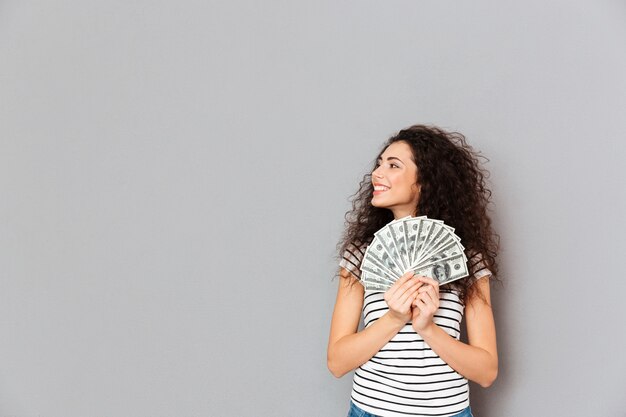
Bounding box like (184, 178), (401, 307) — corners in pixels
(361, 270), (392, 292)
(388, 217), (412, 270)
(363, 239), (403, 278)
(403, 216), (426, 266)
(360, 215), (469, 291)
(361, 258), (397, 283)
(374, 227), (406, 275)
(411, 218), (436, 264)
(412, 253), (469, 285)
(414, 233), (464, 267)
(414, 247), (467, 271)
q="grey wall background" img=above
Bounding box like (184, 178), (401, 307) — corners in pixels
(1, 1), (625, 416)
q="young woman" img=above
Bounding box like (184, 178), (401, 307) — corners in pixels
(327, 125), (499, 417)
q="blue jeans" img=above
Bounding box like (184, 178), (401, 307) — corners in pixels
(347, 400), (474, 417)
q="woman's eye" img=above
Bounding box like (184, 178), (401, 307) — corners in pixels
(375, 163), (399, 169)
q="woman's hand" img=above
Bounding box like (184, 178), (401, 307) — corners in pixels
(411, 276), (440, 333)
(384, 271), (422, 325)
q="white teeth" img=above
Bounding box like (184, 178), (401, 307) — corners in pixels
(374, 186), (389, 191)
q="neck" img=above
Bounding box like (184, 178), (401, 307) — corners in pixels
(392, 207), (418, 219)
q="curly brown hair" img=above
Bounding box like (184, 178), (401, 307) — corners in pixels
(336, 124), (500, 303)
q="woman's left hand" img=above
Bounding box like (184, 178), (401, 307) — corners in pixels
(411, 276), (440, 333)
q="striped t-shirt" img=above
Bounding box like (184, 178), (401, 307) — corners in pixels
(339, 242), (491, 417)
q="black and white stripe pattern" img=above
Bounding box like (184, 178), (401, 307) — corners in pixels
(349, 290), (469, 417)
(338, 243), (491, 417)
(339, 242), (366, 281)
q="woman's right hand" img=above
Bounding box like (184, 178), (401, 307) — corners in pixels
(383, 271), (422, 325)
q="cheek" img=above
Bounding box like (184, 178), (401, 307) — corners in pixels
(389, 173), (405, 189)
(401, 173), (418, 190)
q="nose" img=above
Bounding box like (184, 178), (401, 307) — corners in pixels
(372, 165), (384, 179)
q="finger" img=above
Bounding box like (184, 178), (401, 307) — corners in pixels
(412, 297), (418, 307)
(429, 283), (440, 301)
(420, 287), (438, 306)
(429, 283), (439, 298)
(386, 271), (415, 298)
(416, 275), (439, 288)
(417, 284), (438, 304)
(395, 282), (421, 306)
(397, 278), (422, 299)
(417, 291), (438, 313)
(405, 293), (417, 309)
(416, 278), (439, 299)
(414, 295), (429, 311)
(417, 285), (431, 293)
(418, 284), (438, 300)
(400, 293), (417, 313)
(389, 276), (420, 302)
(397, 271), (417, 288)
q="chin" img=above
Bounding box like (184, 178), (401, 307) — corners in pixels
(371, 198), (390, 209)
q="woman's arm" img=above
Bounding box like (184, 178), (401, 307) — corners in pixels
(327, 269), (420, 378)
(412, 276), (498, 387)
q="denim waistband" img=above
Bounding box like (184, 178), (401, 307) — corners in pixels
(347, 400), (473, 417)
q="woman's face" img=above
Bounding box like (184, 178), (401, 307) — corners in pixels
(371, 141), (421, 218)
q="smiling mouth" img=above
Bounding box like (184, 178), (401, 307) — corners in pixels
(373, 185), (390, 195)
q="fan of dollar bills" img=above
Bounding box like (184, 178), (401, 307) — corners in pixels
(359, 216), (469, 292)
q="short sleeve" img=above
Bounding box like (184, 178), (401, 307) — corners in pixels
(468, 251), (492, 281)
(338, 242), (367, 281)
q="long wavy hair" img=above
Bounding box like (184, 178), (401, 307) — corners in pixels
(336, 124), (500, 302)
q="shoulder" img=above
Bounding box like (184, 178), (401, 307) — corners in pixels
(339, 241), (368, 281)
(467, 250), (493, 282)
(342, 241), (367, 259)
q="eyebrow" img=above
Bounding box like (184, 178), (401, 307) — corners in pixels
(377, 156), (404, 164)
